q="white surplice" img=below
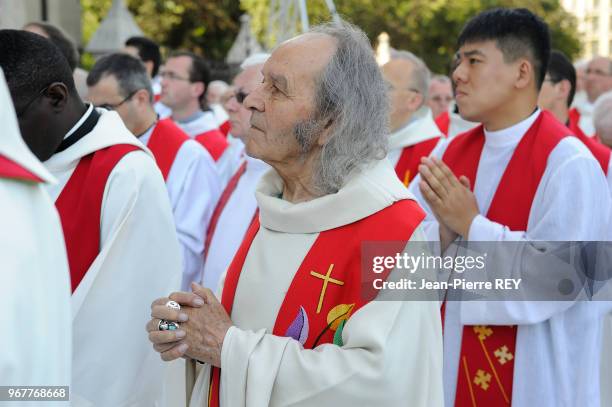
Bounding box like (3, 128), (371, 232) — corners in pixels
(386, 108), (443, 169)
(201, 155), (269, 292)
(190, 159), (444, 407)
(409, 109), (611, 407)
(0, 70), (71, 406)
(140, 125), (222, 291)
(175, 111), (242, 186)
(573, 101), (596, 138)
(43, 108), (183, 406)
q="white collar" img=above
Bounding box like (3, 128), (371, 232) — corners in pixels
(64, 103), (94, 140)
(483, 109), (541, 148)
(388, 108), (442, 150)
(256, 158), (412, 234)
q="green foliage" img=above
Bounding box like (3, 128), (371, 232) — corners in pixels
(240, 0), (581, 74)
(81, 0), (242, 61)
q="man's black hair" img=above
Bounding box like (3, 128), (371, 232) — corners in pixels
(457, 8), (551, 90)
(0, 29), (76, 105)
(546, 50), (576, 108)
(168, 51), (211, 104)
(125, 36), (161, 77)
(25, 21), (79, 72)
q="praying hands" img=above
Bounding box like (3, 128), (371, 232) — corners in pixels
(146, 283), (233, 367)
(418, 156), (479, 251)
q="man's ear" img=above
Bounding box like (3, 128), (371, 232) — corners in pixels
(515, 59), (533, 90)
(557, 79), (572, 103)
(407, 91), (424, 112)
(44, 82), (69, 111)
(192, 82), (205, 100)
(316, 118), (335, 146)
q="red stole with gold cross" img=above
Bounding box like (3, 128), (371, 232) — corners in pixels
(442, 110), (567, 406)
(207, 198), (425, 407)
(394, 137), (440, 186)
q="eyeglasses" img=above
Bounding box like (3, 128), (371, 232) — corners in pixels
(235, 89), (249, 104)
(16, 85), (49, 118)
(97, 89), (139, 111)
(586, 68), (611, 77)
(159, 71), (191, 82)
(385, 81), (420, 93)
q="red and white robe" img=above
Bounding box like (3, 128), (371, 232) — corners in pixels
(189, 159), (444, 406)
(409, 109), (610, 406)
(140, 118), (222, 291)
(387, 109), (442, 187)
(434, 105), (479, 139)
(201, 156), (269, 291)
(569, 104), (596, 139)
(175, 110), (240, 186)
(0, 71), (71, 394)
(44, 106), (183, 406)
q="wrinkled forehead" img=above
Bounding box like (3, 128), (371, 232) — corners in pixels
(262, 33), (337, 90)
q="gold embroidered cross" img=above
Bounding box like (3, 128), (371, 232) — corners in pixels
(473, 325), (493, 340)
(494, 346), (514, 365)
(474, 369), (492, 390)
(310, 264), (344, 314)
(403, 170), (411, 186)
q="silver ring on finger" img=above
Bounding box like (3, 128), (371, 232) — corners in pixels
(165, 300), (181, 310)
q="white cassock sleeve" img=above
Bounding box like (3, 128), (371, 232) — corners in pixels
(1, 180), (71, 406)
(169, 141), (222, 291)
(71, 151), (182, 407)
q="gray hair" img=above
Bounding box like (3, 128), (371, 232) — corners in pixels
(302, 20), (388, 194)
(594, 91), (612, 137)
(431, 74), (451, 85)
(390, 49), (431, 103)
(87, 53), (153, 103)
(240, 53), (271, 69)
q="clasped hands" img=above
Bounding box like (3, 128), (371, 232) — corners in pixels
(418, 156), (479, 251)
(145, 282), (233, 367)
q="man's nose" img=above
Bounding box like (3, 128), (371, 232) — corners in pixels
(243, 84), (264, 112)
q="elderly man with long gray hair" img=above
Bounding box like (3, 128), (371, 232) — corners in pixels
(146, 21), (443, 407)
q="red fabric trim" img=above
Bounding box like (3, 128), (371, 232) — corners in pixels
(435, 111), (450, 136)
(568, 117), (610, 174)
(195, 129), (229, 162)
(219, 120), (231, 137)
(203, 161), (248, 262)
(147, 119), (189, 181)
(444, 111), (567, 406)
(209, 199), (425, 406)
(394, 137), (440, 186)
(0, 155), (42, 182)
(55, 144), (140, 293)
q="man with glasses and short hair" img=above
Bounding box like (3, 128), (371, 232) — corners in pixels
(569, 56), (612, 138)
(381, 50), (443, 186)
(87, 52), (222, 292)
(161, 52), (239, 185)
(0, 29), (182, 406)
(427, 74), (453, 119)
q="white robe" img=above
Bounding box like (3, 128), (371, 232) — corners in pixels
(175, 111), (241, 186)
(201, 155), (269, 292)
(190, 159), (444, 407)
(573, 101), (596, 138)
(0, 69), (71, 406)
(44, 108), (183, 406)
(140, 125), (222, 291)
(386, 108), (443, 170)
(409, 109), (611, 406)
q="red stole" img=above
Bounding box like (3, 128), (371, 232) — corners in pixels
(0, 154), (42, 182)
(394, 137), (440, 186)
(55, 144), (140, 293)
(435, 111), (450, 136)
(146, 119), (189, 181)
(207, 198), (426, 407)
(203, 160), (248, 262)
(567, 115), (610, 174)
(443, 111), (567, 406)
(195, 129), (229, 162)
(219, 120), (231, 137)
(569, 107), (599, 141)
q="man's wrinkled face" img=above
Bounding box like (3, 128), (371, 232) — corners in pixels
(452, 40), (520, 123)
(160, 56), (198, 109)
(585, 57), (612, 103)
(224, 65), (263, 141)
(427, 79), (453, 118)
(242, 33), (336, 166)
